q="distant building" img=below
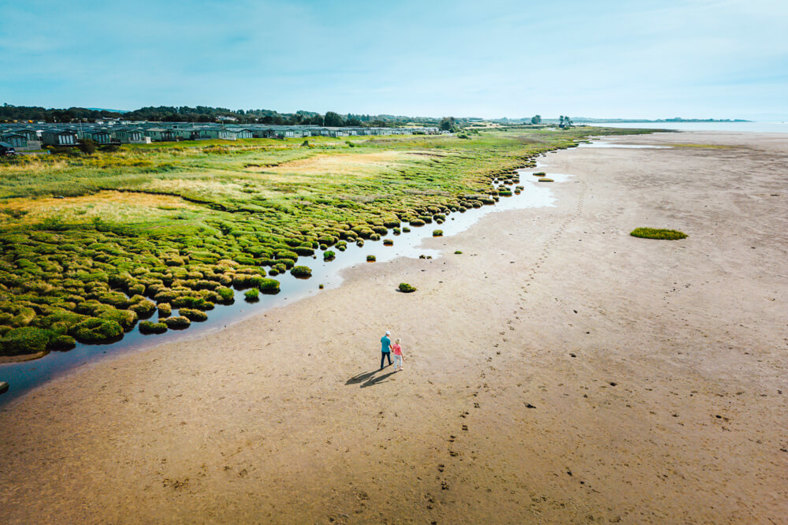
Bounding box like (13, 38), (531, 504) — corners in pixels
(113, 129), (148, 144)
(17, 129), (40, 141)
(0, 133), (27, 149)
(87, 130), (112, 144)
(203, 129), (238, 140)
(42, 130), (78, 146)
(253, 129), (276, 139)
(146, 128), (177, 142)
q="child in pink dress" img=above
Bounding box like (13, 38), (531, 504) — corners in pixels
(392, 338), (404, 371)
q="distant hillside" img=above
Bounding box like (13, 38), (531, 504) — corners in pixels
(86, 108), (129, 114)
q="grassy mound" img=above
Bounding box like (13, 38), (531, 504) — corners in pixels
(398, 283), (417, 293)
(0, 326), (52, 355)
(291, 265), (312, 278)
(72, 317), (124, 344)
(179, 308), (208, 322)
(139, 321), (168, 334)
(630, 227), (688, 240)
(258, 278), (280, 294)
(163, 316), (190, 330)
(157, 303), (172, 318)
(51, 334), (77, 351)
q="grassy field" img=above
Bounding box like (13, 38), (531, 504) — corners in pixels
(0, 127), (647, 355)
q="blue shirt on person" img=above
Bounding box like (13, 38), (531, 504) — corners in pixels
(381, 335), (391, 353)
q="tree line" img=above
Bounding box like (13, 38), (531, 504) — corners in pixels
(0, 103), (468, 128)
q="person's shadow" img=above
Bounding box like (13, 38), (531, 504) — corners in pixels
(359, 370), (397, 388)
(345, 367), (397, 388)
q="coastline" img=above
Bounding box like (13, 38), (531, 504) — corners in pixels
(0, 131), (785, 523)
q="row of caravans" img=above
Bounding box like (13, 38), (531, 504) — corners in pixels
(0, 125), (439, 150)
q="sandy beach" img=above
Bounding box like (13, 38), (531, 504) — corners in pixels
(1, 131), (786, 524)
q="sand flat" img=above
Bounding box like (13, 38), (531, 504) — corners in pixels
(0, 131), (785, 524)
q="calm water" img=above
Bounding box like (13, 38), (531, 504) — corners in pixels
(0, 155), (574, 405)
(581, 121), (788, 133)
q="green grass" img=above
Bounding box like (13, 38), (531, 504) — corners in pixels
(0, 127), (652, 356)
(398, 282), (417, 293)
(630, 227), (688, 240)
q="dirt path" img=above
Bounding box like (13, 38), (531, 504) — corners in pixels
(1, 131), (786, 524)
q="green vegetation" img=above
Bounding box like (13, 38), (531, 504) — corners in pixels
(290, 266), (312, 278)
(0, 326), (52, 355)
(139, 321), (168, 334)
(72, 317), (124, 344)
(398, 283), (417, 293)
(258, 278), (280, 294)
(163, 316), (190, 330)
(367, 255), (376, 262)
(179, 308), (208, 322)
(630, 227), (688, 240)
(432, 230), (443, 237)
(0, 127), (648, 357)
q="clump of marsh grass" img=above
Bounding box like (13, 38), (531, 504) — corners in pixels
(179, 308), (208, 322)
(139, 320), (168, 334)
(630, 227), (687, 240)
(163, 316), (190, 330)
(290, 265), (312, 278)
(398, 282), (416, 293)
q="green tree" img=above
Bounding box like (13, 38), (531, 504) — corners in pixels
(439, 116), (457, 131)
(530, 114), (541, 125)
(324, 111), (344, 127)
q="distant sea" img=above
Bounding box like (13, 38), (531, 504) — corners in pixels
(581, 121), (788, 133)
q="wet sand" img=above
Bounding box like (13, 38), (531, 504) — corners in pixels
(1, 131), (786, 524)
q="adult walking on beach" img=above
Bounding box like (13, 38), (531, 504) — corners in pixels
(380, 330), (392, 369)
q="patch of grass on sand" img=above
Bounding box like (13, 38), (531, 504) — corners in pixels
(630, 227), (688, 240)
(398, 283), (417, 293)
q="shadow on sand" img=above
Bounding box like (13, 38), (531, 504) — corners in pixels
(346, 366), (397, 388)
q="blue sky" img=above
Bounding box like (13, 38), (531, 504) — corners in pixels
(1, 0), (786, 119)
